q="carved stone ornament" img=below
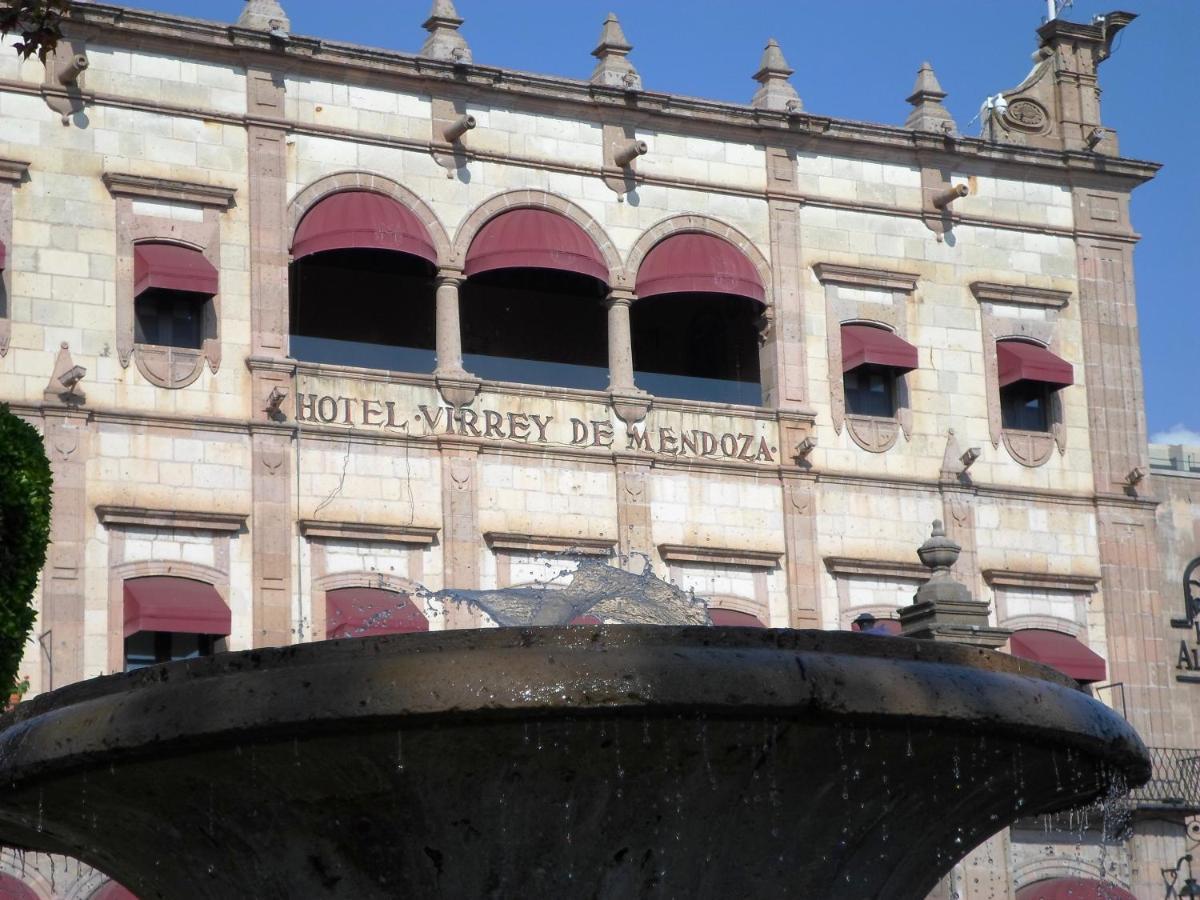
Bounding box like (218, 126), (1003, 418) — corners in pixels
(450, 458), (473, 488)
(134, 346), (205, 390)
(846, 415), (899, 454)
(1003, 99), (1050, 134)
(1001, 429), (1056, 468)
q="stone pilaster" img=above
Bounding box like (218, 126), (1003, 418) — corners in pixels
(940, 488), (981, 603)
(440, 445), (481, 628)
(246, 66), (289, 359)
(606, 289), (636, 392)
(614, 457), (654, 572)
(780, 474), (820, 629)
(250, 425), (293, 648)
(40, 409), (91, 690)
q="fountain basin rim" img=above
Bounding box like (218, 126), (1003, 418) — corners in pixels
(0, 627), (1150, 788)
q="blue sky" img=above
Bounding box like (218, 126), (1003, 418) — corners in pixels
(129, 1), (1198, 442)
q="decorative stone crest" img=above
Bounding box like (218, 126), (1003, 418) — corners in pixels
(904, 62), (956, 136)
(237, 0), (290, 32)
(750, 39), (801, 113)
(899, 520), (1010, 649)
(590, 13), (640, 91)
(1004, 99), (1049, 133)
(419, 0), (472, 65)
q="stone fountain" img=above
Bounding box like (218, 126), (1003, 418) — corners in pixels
(0, 528), (1148, 899)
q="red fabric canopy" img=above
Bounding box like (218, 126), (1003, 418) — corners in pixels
(292, 190), (437, 264)
(997, 340), (1073, 389)
(464, 208), (608, 282)
(708, 608), (765, 628)
(1009, 629), (1107, 683)
(841, 324), (919, 373)
(134, 243), (218, 297)
(636, 233), (764, 302)
(123, 576), (231, 639)
(91, 881), (139, 900)
(326, 588), (429, 639)
(1015, 878), (1135, 900)
(0, 874), (38, 900)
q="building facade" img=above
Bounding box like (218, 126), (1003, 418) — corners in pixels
(0, 1), (1195, 896)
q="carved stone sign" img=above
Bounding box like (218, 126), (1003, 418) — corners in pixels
(1173, 557), (1200, 683)
(294, 375), (780, 465)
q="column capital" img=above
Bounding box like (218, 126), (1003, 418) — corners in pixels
(607, 288), (637, 306)
(436, 267), (466, 287)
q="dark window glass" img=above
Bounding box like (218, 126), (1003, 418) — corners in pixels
(631, 293), (763, 406)
(1000, 380), (1050, 431)
(844, 365), (897, 417)
(290, 248), (437, 372)
(123, 631), (215, 672)
(134, 288), (207, 349)
(460, 268), (609, 390)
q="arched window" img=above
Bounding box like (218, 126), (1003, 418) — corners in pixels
(708, 608), (765, 628)
(134, 241), (218, 351)
(632, 233), (765, 405)
(1015, 877), (1134, 899)
(290, 190), (438, 372)
(1007, 628), (1106, 684)
(123, 576), (231, 672)
(840, 323), (918, 418)
(996, 338), (1072, 432)
(460, 208), (609, 389)
(326, 587), (429, 639)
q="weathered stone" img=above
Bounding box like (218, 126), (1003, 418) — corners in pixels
(590, 13), (640, 90)
(905, 61), (957, 135)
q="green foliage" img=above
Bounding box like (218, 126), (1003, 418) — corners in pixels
(0, 403), (52, 694)
(0, 1), (72, 62)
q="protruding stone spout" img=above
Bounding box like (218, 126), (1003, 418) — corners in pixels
(932, 183), (969, 209)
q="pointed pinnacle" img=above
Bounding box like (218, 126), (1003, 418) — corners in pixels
(420, 0), (471, 63)
(237, 0), (290, 32)
(423, 0), (463, 30)
(592, 12), (633, 57)
(754, 38), (794, 81)
(751, 37), (801, 112)
(590, 12), (640, 90)
(907, 61), (947, 104)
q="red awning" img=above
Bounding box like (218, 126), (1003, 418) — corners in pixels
(134, 243), (219, 297)
(464, 208), (608, 282)
(292, 190), (437, 264)
(1015, 878), (1135, 900)
(123, 576), (231, 639)
(1009, 629), (1106, 683)
(636, 233), (764, 302)
(708, 608), (766, 628)
(997, 340), (1073, 388)
(0, 874), (38, 900)
(326, 588), (429, 639)
(841, 324), (919, 373)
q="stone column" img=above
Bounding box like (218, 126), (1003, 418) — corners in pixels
(606, 289), (636, 392)
(780, 474), (821, 629)
(40, 409), (90, 690)
(434, 270), (467, 377)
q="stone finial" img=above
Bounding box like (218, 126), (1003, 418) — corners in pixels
(237, 0), (290, 32)
(751, 38), (801, 112)
(590, 12), (641, 91)
(420, 0), (472, 64)
(904, 61), (957, 136)
(899, 520), (1010, 648)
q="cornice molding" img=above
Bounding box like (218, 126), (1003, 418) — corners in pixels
(812, 263), (919, 293)
(96, 505), (247, 533)
(298, 520), (440, 545)
(102, 172), (237, 208)
(64, 4), (1161, 189)
(970, 282), (1071, 309)
(658, 544), (783, 569)
(484, 532), (615, 557)
(983, 569), (1100, 593)
(0, 158), (30, 184)
(824, 557), (929, 581)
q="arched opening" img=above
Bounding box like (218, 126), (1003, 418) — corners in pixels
(1014, 877), (1135, 900)
(0, 873), (37, 900)
(841, 322), (918, 418)
(632, 233), (765, 405)
(122, 576), (231, 672)
(134, 241), (218, 351)
(289, 190), (438, 372)
(461, 208), (610, 389)
(996, 338), (1072, 432)
(326, 587), (429, 639)
(707, 608), (765, 628)
(91, 880), (140, 900)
